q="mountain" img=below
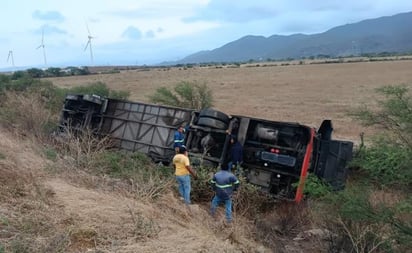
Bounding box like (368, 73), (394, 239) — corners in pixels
(177, 11), (412, 64)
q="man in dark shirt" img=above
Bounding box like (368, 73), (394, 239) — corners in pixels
(228, 136), (243, 172)
(174, 125), (185, 153)
(209, 166), (240, 223)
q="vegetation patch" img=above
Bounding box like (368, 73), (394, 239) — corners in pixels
(1, 71), (411, 252)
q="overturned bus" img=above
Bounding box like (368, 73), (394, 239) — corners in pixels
(59, 94), (354, 202)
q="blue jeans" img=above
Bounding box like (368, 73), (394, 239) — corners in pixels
(176, 175), (191, 204)
(227, 161), (240, 174)
(211, 195), (232, 222)
(227, 161), (234, 172)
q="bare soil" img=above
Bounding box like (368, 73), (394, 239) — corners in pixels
(48, 60), (412, 143)
(0, 128), (269, 252)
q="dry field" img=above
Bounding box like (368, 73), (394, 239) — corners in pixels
(48, 60), (412, 143)
(3, 59), (412, 252)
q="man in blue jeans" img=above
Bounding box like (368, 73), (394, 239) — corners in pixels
(172, 145), (196, 205)
(174, 125), (186, 153)
(209, 166), (240, 223)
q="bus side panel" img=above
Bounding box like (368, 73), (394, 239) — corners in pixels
(101, 99), (193, 163)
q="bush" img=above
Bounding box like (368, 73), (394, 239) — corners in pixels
(53, 127), (112, 168)
(300, 173), (332, 199)
(0, 75), (130, 142)
(190, 165), (276, 218)
(189, 165), (216, 203)
(312, 84), (412, 252)
(350, 85), (412, 190)
(66, 81), (129, 100)
(318, 185), (412, 253)
(353, 137), (411, 188)
(0, 91), (57, 140)
(91, 150), (174, 200)
(43, 147), (58, 161)
(149, 81), (213, 110)
(351, 85), (412, 149)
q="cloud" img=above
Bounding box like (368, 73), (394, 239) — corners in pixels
(146, 30), (155, 38)
(185, 1), (279, 23)
(32, 10), (65, 22)
(183, 1), (383, 24)
(36, 25), (67, 35)
(122, 26), (143, 40)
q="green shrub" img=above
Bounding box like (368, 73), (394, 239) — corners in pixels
(0, 76), (129, 142)
(350, 85), (412, 190)
(92, 150), (152, 177)
(91, 150), (173, 200)
(9, 237), (30, 253)
(0, 74), (11, 84)
(316, 84), (412, 252)
(149, 81), (213, 110)
(67, 82), (111, 97)
(317, 184), (412, 253)
(233, 173), (276, 218)
(44, 147), (58, 161)
(352, 137), (411, 188)
(300, 173), (332, 199)
(190, 165), (216, 203)
(66, 81), (129, 100)
(351, 85), (412, 149)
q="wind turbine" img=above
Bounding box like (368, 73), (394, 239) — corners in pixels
(36, 28), (47, 66)
(84, 23), (94, 65)
(7, 50), (15, 67)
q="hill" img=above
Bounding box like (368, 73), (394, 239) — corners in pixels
(177, 11), (412, 64)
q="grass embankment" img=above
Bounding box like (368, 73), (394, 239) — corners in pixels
(0, 74), (410, 252)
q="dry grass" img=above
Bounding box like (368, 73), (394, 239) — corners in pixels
(48, 60), (412, 143)
(2, 59), (411, 252)
(52, 126), (114, 169)
(0, 129), (71, 253)
(0, 91), (56, 142)
(0, 126), (271, 252)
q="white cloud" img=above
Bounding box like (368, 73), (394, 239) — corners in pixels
(1, 0), (412, 69)
(32, 10), (65, 22)
(122, 26), (143, 40)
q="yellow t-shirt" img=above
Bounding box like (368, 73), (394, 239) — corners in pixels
(173, 154), (190, 176)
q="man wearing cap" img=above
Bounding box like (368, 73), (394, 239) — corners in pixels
(172, 145), (196, 205)
(174, 125), (185, 153)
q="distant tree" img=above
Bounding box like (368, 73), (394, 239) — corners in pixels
(149, 81), (213, 110)
(11, 71), (27, 80)
(0, 74), (10, 84)
(78, 66), (90, 75)
(45, 67), (62, 77)
(27, 68), (44, 78)
(53, 81), (129, 102)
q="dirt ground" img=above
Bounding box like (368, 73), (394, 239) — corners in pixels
(0, 128), (269, 252)
(48, 60), (412, 144)
(4, 59), (411, 252)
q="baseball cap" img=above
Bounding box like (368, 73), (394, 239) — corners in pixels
(179, 145), (187, 153)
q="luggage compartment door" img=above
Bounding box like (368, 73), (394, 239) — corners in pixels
(315, 140), (353, 190)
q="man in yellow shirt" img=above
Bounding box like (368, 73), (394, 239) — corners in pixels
(172, 145), (195, 205)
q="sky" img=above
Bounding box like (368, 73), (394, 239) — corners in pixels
(1, 0), (412, 70)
